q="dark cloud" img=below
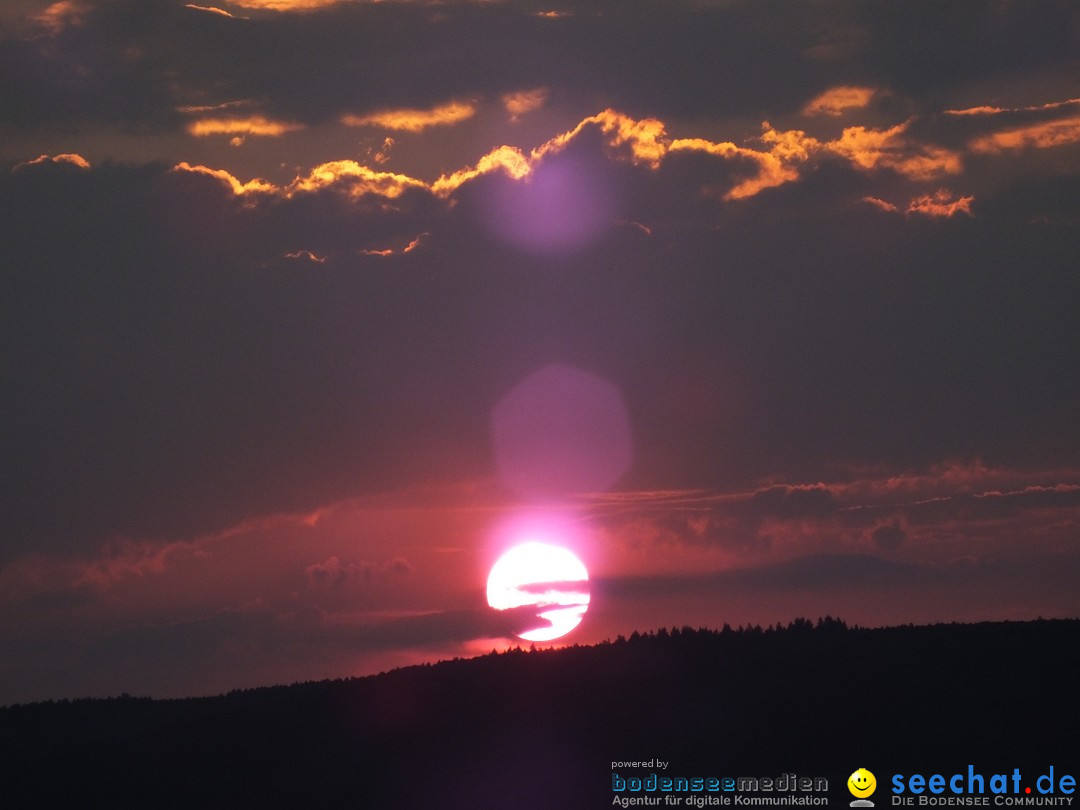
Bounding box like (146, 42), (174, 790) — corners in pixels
(4, 121), (1080, 563)
(305, 556), (413, 589)
(0, 600), (545, 702)
(93, 602), (540, 669)
(3, 0), (1077, 134)
(596, 550), (1080, 599)
(747, 485), (838, 521)
(900, 486), (1080, 527)
(596, 554), (928, 600)
(871, 519), (907, 551)
(584, 472), (1080, 558)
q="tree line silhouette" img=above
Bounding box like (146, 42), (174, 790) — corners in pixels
(2, 618), (1075, 809)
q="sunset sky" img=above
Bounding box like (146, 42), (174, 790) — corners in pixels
(2, 0), (1079, 705)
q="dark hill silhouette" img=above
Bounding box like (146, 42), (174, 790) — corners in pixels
(2, 618), (1076, 809)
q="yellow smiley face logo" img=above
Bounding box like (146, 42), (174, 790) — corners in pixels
(848, 768), (877, 798)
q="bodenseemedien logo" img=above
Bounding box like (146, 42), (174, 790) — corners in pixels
(610, 771), (829, 807)
(890, 767), (1075, 806)
(849, 768), (878, 807)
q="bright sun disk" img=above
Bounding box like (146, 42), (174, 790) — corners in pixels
(486, 541), (590, 642)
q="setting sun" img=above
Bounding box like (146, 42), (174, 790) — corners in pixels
(486, 542), (591, 642)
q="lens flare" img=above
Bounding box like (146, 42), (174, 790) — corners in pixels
(483, 153), (613, 254)
(491, 364), (633, 498)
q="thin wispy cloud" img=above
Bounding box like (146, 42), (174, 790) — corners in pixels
(341, 101), (477, 132)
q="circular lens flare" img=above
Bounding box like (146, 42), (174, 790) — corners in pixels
(490, 364), (633, 497)
(484, 155), (613, 255)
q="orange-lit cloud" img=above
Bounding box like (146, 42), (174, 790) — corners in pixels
(945, 106), (1007, 117)
(176, 100), (253, 114)
(16, 153), (91, 170)
(36, 0), (88, 33)
(802, 85), (876, 117)
(668, 137), (782, 199)
(168, 108), (989, 210)
(342, 101), (476, 132)
(184, 4), (237, 17)
(187, 115), (304, 137)
(358, 233), (430, 258)
(163, 109), (975, 210)
(863, 196), (899, 213)
(969, 115), (1080, 153)
(403, 233), (429, 253)
(225, 0), (341, 9)
(944, 97), (1080, 116)
(535, 10), (572, 18)
(906, 189), (973, 218)
(439, 108), (974, 202)
(502, 88), (549, 120)
(431, 145), (531, 196)
(826, 122), (962, 180)
(759, 125), (820, 163)
(534, 111), (822, 200)
(174, 148), (508, 202)
(284, 249), (327, 263)
(618, 220), (652, 236)
(192, 108), (868, 207)
(669, 123), (819, 200)
(288, 160), (426, 199)
(172, 162), (277, 196)
(368, 137), (394, 165)
(334, 109), (824, 203)
(541, 109), (668, 167)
